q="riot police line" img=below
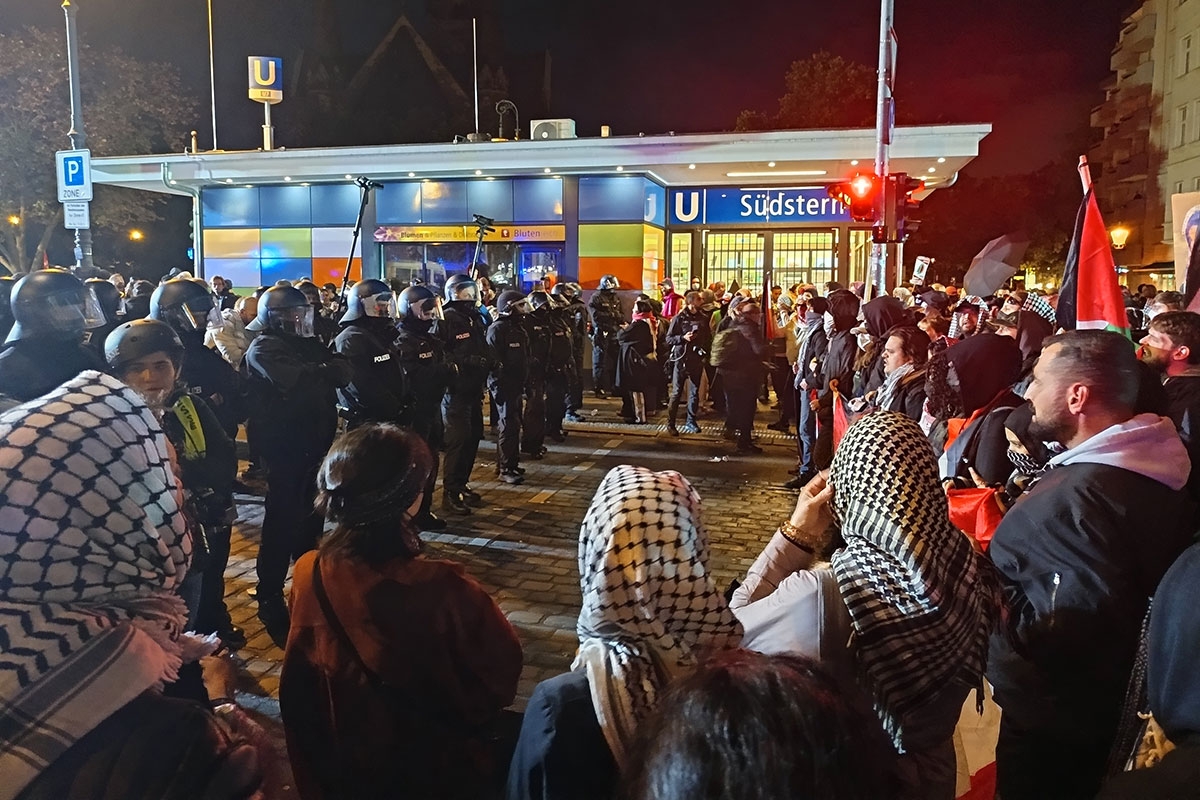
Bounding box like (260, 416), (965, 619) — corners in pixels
(0, 267), (592, 649)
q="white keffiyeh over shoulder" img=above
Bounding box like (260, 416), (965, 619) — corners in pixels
(0, 371), (194, 800)
(573, 465), (743, 766)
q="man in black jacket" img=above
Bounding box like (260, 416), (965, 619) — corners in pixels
(522, 291), (553, 459)
(1139, 310), (1200, 502)
(664, 291), (711, 436)
(588, 275), (624, 398)
(554, 282), (589, 420)
(813, 289), (860, 469)
(0, 269), (106, 402)
(543, 293), (575, 442)
(488, 291), (530, 484)
(243, 286), (353, 646)
(715, 295), (770, 454)
(440, 274), (491, 515)
(394, 286), (452, 530)
(331, 279), (407, 427)
(787, 296), (829, 489)
(988, 330), (1197, 799)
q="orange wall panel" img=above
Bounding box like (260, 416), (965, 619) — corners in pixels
(578, 256), (643, 290)
(312, 257), (362, 287)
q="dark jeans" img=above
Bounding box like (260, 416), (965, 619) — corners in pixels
(493, 381), (523, 471)
(668, 361), (701, 426)
(592, 335), (618, 393)
(797, 386), (817, 473)
(408, 412), (441, 518)
(522, 373), (547, 453)
(568, 345), (584, 412)
(257, 454), (323, 599)
(725, 380), (758, 445)
(442, 391), (484, 494)
(195, 522), (233, 634)
(771, 357), (793, 421)
(545, 369), (569, 435)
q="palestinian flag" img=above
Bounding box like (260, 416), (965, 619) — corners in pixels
(1057, 189), (1130, 336)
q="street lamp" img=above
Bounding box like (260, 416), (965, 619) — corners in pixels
(129, 229), (145, 241)
(1110, 226), (1130, 250)
(6, 215), (19, 226)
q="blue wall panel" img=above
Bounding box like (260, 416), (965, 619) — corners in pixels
(310, 184), (361, 226)
(466, 179), (514, 222)
(578, 176), (644, 221)
(376, 182), (423, 224)
(421, 181), (469, 223)
(201, 187), (259, 228)
(260, 257), (312, 286)
(513, 178), (564, 222)
(259, 185), (311, 227)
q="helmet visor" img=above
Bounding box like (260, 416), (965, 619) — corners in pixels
(364, 291), (397, 319)
(168, 295), (220, 331)
(82, 286), (107, 330)
(414, 296), (443, 321)
(451, 283), (479, 303)
(268, 305), (315, 337)
(41, 289), (90, 335)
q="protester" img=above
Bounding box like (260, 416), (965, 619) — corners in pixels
(853, 296), (910, 396)
(713, 295), (770, 454)
(732, 413), (995, 798)
(616, 298), (659, 424)
(987, 330), (1196, 799)
(658, 278), (682, 319)
(813, 289), (861, 468)
(282, 424), (522, 799)
(0, 372), (264, 800)
(1139, 310), (1200, 499)
(871, 324), (929, 420)
(507, 465), (743, 799)
(787, 296), (829, 489)
(622, 650), (897, 800)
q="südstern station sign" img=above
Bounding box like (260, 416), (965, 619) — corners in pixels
(669, 186), (852, 226)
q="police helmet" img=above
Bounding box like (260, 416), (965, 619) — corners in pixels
(7, 268), (100, 343)
(85, 277), (122, 321)
(444, 273), (479, 303)
(253, 286), (315, 337)
(150, 279), (220, 334)
(341, 279), (395, 323)
(598, 274), (619, 291)
(104, 318), (184, 374)
(397, 285), (441, 320)
(496, 290), (530, 316)
(528, 290), (551, 311)
(0, 275), (15, 326)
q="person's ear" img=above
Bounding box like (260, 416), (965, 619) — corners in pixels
(1173, 345), (1190, 363)
(1065, 382), (1089, 415)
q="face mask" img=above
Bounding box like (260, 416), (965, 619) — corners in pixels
(856, 332), (873, 351)
(1007, 449), (1046, 477)
(823, 311), (835, 338)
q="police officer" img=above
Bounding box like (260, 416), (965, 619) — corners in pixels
(83, 277), (123, 359)
(665, 290), (713, 436)
(552, 281), (588, 421)
(243, 286), (353, 646)
(150, 279), (245, 441)
(0, 275), (16, 342)
(522, 290), (552, 459)
(104, 319), (243, 648)
(440, 274), (491, 515)
(588, 274), (624, 398)
(0, 268), (105, 402)
(487, 290), (530, 484)
(541, 292), (574, 442)
(331, 279), (407, 427)
(394, 285), (452, 530)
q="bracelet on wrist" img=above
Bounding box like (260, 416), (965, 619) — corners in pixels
(209, 696), (237, 711)
(779, 520), (816, 555)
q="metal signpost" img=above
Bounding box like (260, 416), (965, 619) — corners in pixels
(247, 56), (283, 150)
(871, 0), (896, 298)
(61, 0), (94, 270)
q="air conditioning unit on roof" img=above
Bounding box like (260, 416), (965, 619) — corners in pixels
(530, 118), (577, 140)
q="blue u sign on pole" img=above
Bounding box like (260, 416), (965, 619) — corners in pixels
(669, 187), (850, 226)
(247, 56), (283, 104)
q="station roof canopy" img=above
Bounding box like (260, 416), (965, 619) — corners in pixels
(92, 123), (990, 197)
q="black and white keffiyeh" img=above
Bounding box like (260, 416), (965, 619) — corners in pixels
(1022, 292), (1057, 326)
(829, 411), (995, 751)
(0, 371), (193, 800)
(574, 465), (743, 765)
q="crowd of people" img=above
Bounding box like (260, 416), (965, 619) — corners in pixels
(1, 259), (1200, 799)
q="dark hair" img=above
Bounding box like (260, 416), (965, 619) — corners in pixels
(315, 424), (433, 564)
(925, 315), (951, 337)
(884, 325), (929, 367)
(623, 650), (895, 800)
(633, 298), (654, 315)
(1150, 311), (1200, 364)
(808, 296), (829, 316)
(1042, 329), (1140, 413)
(1151, 291), (1185, 311)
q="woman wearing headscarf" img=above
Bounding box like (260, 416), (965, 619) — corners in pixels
(507, 465), (744, 800)
(0, 372), (263, 800)
(730, 413), (996, 799)
(813, 289), (861, 469)
(615, 299), (659, 424)
(853, 296), (912, 396)
(281, 424), (522, 800)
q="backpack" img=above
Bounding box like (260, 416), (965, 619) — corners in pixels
(709, 328), (746, 368)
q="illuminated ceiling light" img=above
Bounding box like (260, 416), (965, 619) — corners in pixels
(850, 159), (859, 166)
(688, 164), (696, 170)
(767, 161), (776, 167)
(244, 184), (253, 188)
(937, 157), (946, 163)
(344, 174), (353, 180)
(725, 170), (827, 177)
(408, 172), (415, 178)
(169, 179), (178, 185)
(300, 182), (310, 186)
(616, 166), (624, 171)
(486, 176), (496, 181)
(543, 167), (552, 173)
(927, 167), (936, 173)
(283, 176), (292, 182)
(474, 169), (483, 175)
(224, 178), (233, 184)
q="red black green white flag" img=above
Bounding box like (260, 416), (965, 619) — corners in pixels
(1057, 189), (1130, 336)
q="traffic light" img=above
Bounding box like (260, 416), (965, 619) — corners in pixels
(886, 173), (925, 242)
(827, 173), (880, 223)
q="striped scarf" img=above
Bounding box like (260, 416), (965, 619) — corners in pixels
(829, 411), (996, 751)
(574, 465), (743, 765)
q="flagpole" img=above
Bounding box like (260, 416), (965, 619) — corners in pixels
(1078, 155), (1093, 195)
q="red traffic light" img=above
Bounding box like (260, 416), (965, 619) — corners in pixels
(828, 173), (880, 223)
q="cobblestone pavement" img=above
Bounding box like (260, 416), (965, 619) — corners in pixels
(222, 396), (801, 795)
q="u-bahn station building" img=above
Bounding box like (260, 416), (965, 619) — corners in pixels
(92, 123), (989, 294)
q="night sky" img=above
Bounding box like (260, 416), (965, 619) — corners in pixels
(4, 0), (1131, 175)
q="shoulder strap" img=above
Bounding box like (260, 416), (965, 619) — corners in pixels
(310, 554), (386, 688)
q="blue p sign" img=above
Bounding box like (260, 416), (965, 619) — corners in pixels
(63, 156), (84, 186)
(56, 148), (92, 201)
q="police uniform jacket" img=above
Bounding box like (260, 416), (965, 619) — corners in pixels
(0, 338), (105, 402)
(547, 309), (575, 374)
(181, 335), (246, 439)
(486, 316), (529, 395)
(523, 310), (552, 380)
(394, 320), (451, 425)
(440, 301), (491, 395)
(588, 290), (624, 335)
(332, 317), (407, 424)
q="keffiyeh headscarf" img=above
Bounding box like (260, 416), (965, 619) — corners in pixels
(829, 412), (996, 750)
(574, 465), (743, 765)
(0, 372), (193, 800)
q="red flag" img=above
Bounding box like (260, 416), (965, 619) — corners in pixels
(1058, 190), (1130, 336)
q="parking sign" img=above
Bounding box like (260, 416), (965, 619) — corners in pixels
(56, 149), (93, 202)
